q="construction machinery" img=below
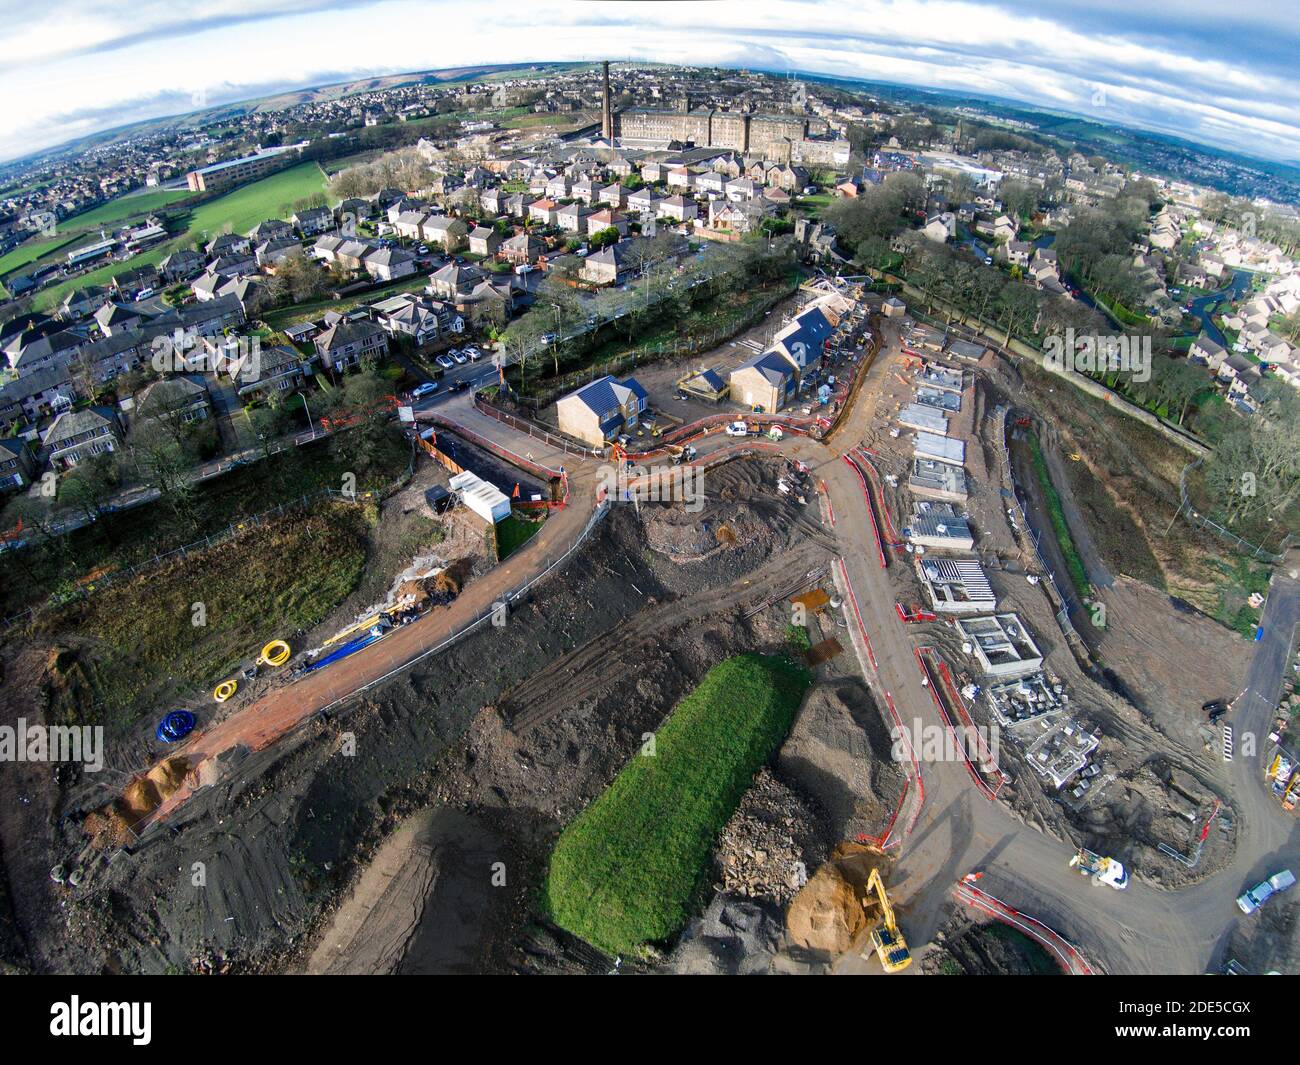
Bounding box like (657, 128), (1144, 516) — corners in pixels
(1069, 847), (1129, 889)
(861, 867), (912, 972)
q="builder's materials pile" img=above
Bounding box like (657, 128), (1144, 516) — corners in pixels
(713, 768), (829, 905)
(85, 756), (190, 849)
(785, 842), (889, 956)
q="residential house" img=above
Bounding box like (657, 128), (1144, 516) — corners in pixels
(361, 246), (419, 282)
(556, 374), (648, 448)
(372, 293), (461, 346)
(729, 351), (796, 413)
(292, 207), (334, 237)
(94, 302), (143, 337)
(0, 437), (36, 492)
(422, 216), (468, 252)
(41, 406), (122, 469)
(1189, 333), (1228, 370)
(0, 367), (77, 430)
(657, 194), (698, 223)
(136, 375), (211, 424)
(528, 198), (559, 226)
(586, 208), (628, 238)
(314, 318), (389, 372)
(557, 202), (593, 234)
(427, 261), (486, 300)
(468, 225), (502, 257)
(60, 286), (110, 321)
(249, 218), (294, 244)
(500, 232), (545, 265)
(923, 212), (956, 243)
(206, 232), (251, 259)
(159, 250), (204, 283)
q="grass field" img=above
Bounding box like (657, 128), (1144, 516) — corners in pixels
(32, 163), (329, 311)
(543, 653), (812, 956)
(62, 188), (194, 230)
(184, 163), (328, 243)
(0, 232), (81, 281)
(49, 503), (370, 731)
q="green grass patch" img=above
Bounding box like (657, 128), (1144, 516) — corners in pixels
(543, 653), (812, 956)
(47, 504), (369, 731)
(0, 432), (409, 621)
(0, 232), (82, 281)
(495, 512), (544, 561)
(1027, 431), (1093, 600)
(62, 188), (193, 230)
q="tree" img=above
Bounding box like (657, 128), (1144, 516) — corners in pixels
(59, 453), (120, 525)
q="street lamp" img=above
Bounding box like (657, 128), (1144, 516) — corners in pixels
(297, 390), (315, 436)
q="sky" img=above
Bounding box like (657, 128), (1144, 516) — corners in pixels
(2, 0), (1299, 166)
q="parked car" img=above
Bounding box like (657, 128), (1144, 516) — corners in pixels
(1237, 870), (1296, 914)
(410, 382), (439, 399)
(435, 354), (455, 370)
(725, 421), (751, 437)
(451, 349), (469, 364)
(464, 346), (482, 361)
(135, 287), (155, 301)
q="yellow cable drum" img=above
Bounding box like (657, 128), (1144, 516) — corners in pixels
(213, 679), (238, 702)
(258, 639), (291, 667)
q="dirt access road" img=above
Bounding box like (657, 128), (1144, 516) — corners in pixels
(133, 318), (1293, 975)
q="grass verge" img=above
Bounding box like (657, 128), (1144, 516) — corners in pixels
(1027, 430), (1092, 600)
(542, 652), (812, 956)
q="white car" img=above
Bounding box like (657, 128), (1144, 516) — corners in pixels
(1237, 870), (1295, 914)
(435, 354), (455, 370)
(725, 421), (751, 437)
(451, 349), (469, 364)
(464, 347), (482, 361)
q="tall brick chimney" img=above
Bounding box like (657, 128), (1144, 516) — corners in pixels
(601, 61), (613, 141)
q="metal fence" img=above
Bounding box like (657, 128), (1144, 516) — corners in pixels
(1177, 457), (1296, 563)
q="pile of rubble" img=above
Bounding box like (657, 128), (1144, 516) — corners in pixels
(713, 769), (828, 905)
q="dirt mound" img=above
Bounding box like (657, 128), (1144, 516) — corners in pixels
(86, 756), (191, 850)
(39, 647), (99, 728)
(432, 558), (474, 597)
(785, 842), (889, 957)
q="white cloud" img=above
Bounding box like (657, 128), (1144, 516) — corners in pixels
(3, 0), (1298, 163)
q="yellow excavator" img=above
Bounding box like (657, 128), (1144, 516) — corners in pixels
(862, 867), (912, 972)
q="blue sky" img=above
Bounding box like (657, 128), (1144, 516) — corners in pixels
(3, 0), (1298, 165)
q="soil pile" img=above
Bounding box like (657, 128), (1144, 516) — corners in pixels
(785, 842), (889, 956)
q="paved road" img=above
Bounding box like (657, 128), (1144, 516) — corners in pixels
(1237, 571), (1300, 777)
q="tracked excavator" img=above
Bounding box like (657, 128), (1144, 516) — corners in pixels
(860, 867), (912, 972)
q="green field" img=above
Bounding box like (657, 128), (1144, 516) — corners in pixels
(0, 232), (81, 281)
(32, 162), (329, 311)
(63, 188), (194, 230)
(184, 163), (328, 243)
(543, 653), (812, 956)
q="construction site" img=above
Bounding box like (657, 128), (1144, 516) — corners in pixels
(0, 280), (1297, 980)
